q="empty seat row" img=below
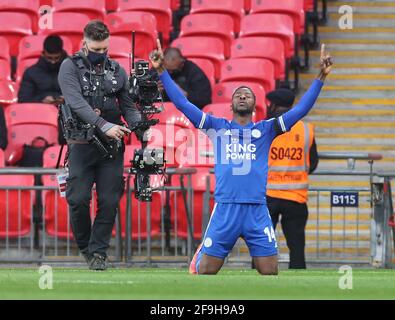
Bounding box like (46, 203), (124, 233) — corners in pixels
(0, 143), (214, 240)
(0, 0), (179, 36)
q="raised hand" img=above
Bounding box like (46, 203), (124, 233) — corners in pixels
(149, 39), (165, 74)
(319, 44), (333, 80)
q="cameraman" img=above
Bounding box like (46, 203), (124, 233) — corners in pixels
(58, 20), (141, 270)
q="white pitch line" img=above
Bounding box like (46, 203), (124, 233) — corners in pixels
(55, 280), (135, 285)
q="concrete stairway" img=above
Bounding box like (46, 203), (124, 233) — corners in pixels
(290, 0), (395, 263)
(307, 0), (395, 173)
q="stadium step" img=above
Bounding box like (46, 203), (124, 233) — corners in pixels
(285, 0), (395, 261)
(302, 0), (395, 173)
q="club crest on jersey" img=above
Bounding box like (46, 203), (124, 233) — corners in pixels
(251, 129), (261, 138)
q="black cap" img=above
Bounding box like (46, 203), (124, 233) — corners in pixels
(266, 88), (295, 108)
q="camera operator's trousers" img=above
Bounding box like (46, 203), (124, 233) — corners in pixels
(66, 143), (125, 257)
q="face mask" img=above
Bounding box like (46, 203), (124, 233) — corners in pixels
(87, 50), (107, 65)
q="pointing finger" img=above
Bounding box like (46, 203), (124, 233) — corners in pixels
(321, 43), (325, 58)
(157, 39), (163, 54)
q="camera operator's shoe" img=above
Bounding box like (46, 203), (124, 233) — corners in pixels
(89, 253), (108, 271)
(82, 252), (93, 265)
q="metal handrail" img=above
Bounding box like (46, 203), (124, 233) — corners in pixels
(0, 167), (197, 176)
(200, 151), (383, 161)
(317, 152), (383, 161)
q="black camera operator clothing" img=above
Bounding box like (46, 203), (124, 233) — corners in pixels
(58, 52), (140, 258)
(162, 60), (212, 109)
(18, 54), (67, 103)
(59, 51), (141, 131)
(67, 143), (125, 256)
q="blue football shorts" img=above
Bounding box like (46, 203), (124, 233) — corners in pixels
(199, 202), (278, 259)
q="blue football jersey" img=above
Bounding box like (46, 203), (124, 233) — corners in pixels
(160, 71), (323, 204)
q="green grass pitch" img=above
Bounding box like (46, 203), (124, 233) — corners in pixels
(0, 268), (394, 300)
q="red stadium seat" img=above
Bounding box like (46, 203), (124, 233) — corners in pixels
(40, 0), (52, 5)
(150, 102), (196, 167)
(177, 127), (214, 168)
(18, 35), (74, 62)
(190, 0), (245, 33)
(44, 173), (133, 240)
(127, 108), (193, 168)
(244, 0), (251, 12)
(188, 58), (215, 88)
(118, 173), (163, 239)
(231, 37), (286, 81)
(42, 145), (68, 239)
(204, 102), (233, 122)
(117, 0), (173, 45)
(249, 0), (305, 35)
(0, 61), (11, 82)
(123, 144), (138, 168)
(153, 102), (191, 129)
(38, 12), (91, 53)
(0, 37), (11, 64)
(16, 58), (39, 83)
(0, 149), (4, 167)
(52, 0), (106, 20)
(0, 81), (17, 106)
(108, 36), (132, 59)
(147, 123), (194, 168)
(240, 13), (295, 59)
(42, 174), (73, 239)
(0, 0), (39, 33)
(4, 103), (59, 162)
(172, 166), (215, 240)
(106, 0), (118, 11)
(105, 11), (158, 59)
(0, 175), (34, 238)
(113, 58), (136, 75)
(42, 145), (82, 240)
(0, 12), (33, 57)
(120, 144), (163, 239)
(212, 82), (266, 120)
(171, 0), (181, 11)
(171, 37), (225, 80)
(304, 0), (314, 11)
(220, 58), (275, 93)
(43, 173), (161, 241)
(43, 145), (67, 168)
(179, 13), (234, 58)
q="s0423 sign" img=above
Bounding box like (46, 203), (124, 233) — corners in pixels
(331, 192), (359, 207)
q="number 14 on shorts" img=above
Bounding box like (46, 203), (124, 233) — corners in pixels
(264, 226), (278, 248)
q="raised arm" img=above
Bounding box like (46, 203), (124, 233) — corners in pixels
(278, 44), (333, 133)
(149, 40), (220, 129)
(159, 70), (208, 128)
